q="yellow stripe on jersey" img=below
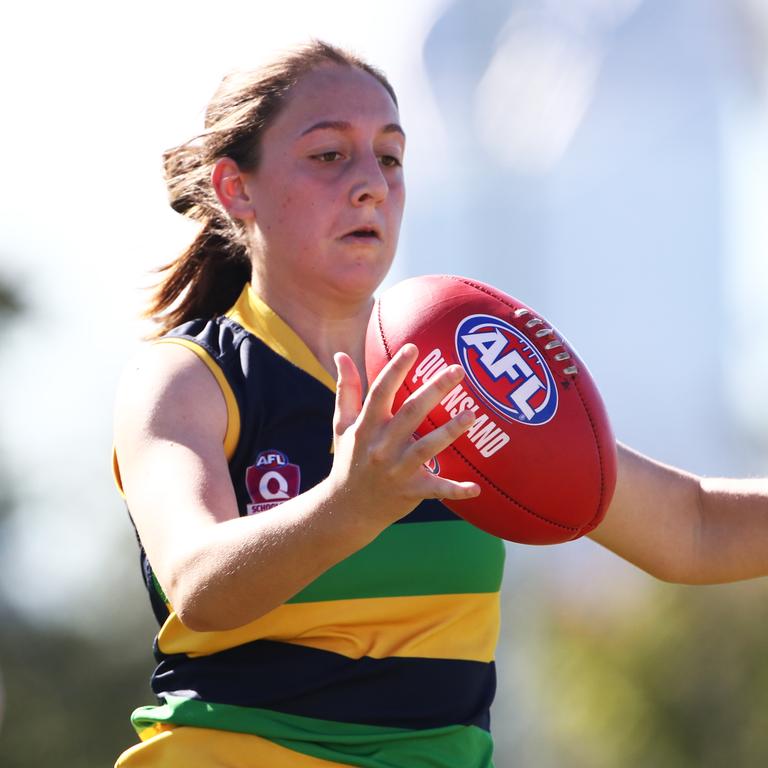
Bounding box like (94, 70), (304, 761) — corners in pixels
(227, 284), (337, 392)
(116, 724), (353, 768)
(157, 592), (501, 663)
(155, 337), (241, 460)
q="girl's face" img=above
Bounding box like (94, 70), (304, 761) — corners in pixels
(243, 64), (406, 309)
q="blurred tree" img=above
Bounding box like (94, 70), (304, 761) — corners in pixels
(0, 278), (23, 316)
(0, 617), (154, 768)
(0, 271), (156, 767)
(0, 272), (24, 528)
(532, 578), (768, 768)
(0, 271), (24, 734)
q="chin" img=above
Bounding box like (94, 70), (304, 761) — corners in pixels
(331, 266), (390, 304)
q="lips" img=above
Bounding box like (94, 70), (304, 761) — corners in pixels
(341, 224), (382, 241)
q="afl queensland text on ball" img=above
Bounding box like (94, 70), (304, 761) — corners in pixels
(365, 274), (617, 545)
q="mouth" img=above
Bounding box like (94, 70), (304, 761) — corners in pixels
(342, 225), (382, 241)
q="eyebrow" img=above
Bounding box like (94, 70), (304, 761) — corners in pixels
(300, 120), (406, 139)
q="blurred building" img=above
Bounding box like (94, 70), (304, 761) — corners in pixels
(412, 0), (768, 477)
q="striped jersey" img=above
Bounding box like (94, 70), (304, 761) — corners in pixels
(123, 284), (506, 767)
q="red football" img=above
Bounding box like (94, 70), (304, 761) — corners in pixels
(365, 274), (617, 544)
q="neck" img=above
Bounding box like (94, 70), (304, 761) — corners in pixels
(253, 277), (374, 383)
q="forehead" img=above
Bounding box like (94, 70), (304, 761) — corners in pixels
(274, 64), (400, 137)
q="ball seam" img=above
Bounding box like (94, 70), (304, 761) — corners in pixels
(570, 376), (609, 532)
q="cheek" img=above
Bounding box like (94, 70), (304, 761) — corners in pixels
(266, 191), (312, 237)
(292, 204), (329, 256)
(388, 187), (406, 228)
(389, 175), (406, 207)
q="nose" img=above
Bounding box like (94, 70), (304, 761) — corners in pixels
(349, 153), (388, 206)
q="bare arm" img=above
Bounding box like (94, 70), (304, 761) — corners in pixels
(589, 443), (768, 584)
(114, 342), (478, 631)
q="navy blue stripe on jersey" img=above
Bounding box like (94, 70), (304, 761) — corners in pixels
(152, 639), (494, 732)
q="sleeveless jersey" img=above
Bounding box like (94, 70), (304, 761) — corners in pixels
(120, 284), (506, 767)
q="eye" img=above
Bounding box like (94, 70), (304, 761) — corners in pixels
(312, 151), (343, 163)
(379, 154), (402, 168)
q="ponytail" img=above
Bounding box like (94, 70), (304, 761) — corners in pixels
(146, 220), (251, 335)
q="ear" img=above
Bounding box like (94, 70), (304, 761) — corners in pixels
(211, 157), (256, 220)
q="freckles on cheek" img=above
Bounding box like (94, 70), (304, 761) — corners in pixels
(298, 244), (320, 275)
(270, 195), (291, 228)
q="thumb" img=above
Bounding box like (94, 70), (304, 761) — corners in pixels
(333, 352), (363, 437)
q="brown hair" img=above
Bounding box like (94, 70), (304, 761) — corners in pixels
(147, 40), (398, 335)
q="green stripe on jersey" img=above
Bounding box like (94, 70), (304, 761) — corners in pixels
(132, 695), (495, 768)
(288, 520), (505, 604)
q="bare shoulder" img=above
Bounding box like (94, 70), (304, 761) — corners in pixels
(113, 340), (241, 597)
(114, 340), (228, 469)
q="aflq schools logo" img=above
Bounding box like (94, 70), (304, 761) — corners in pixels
(455, 314), (558, 426)
(245, 450), (301, 514)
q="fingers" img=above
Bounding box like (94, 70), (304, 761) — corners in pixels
(362, 344), (478, 471)
(409, 410), (481, 501)
(386, 362), (467, 448)
(423, 476), (481, 501)
(360, 343), (418, 423)
(407, 408), (476, 466)
(333, 352), (363, 436)
(335, 342), (482, 506)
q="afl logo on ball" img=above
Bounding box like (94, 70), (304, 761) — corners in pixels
(455, 314), (558, 426)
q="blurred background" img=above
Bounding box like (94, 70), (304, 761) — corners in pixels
(2, 0), (768, 765)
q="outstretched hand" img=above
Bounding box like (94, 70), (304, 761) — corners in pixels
(329, 344), (480, 528)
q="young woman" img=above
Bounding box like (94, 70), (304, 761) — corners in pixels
(114, 39), (768, 768)
(113, 41), (498, 767)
